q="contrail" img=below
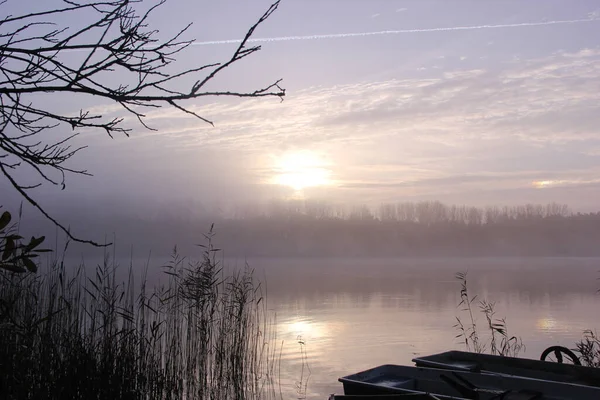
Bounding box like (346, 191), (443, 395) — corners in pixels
(194, 18), (598, 46)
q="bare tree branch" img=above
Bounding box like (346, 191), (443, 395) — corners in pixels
(0, 0), (285, 246)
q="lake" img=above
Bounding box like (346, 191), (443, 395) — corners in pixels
(242, 257), (600, 399)
(62, 254), (600, 399)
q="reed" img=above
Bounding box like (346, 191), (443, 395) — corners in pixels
(453, 271), (525, 357)
(575, 330), (600, 367)
(0, 226), (279, 400)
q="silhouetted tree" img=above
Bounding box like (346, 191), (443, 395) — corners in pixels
(0, 0), (285, 245)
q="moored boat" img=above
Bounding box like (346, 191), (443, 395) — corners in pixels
(339, 364), (600, 399)
(412, 350), (600, 388)
(329, 394), (447, 400)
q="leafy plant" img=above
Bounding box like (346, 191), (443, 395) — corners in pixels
(0, 207), (51, 273)
(574, 330), (600, 367)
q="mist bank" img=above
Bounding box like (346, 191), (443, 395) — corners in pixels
(10, 200), (600, 259)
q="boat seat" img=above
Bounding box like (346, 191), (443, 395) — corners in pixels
(364, 375), (417, 389)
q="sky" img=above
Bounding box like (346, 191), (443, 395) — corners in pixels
(3, 0), (600, 216)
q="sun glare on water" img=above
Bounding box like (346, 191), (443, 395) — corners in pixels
(536, 317), (558, 331)
(271, 151), (333, 191)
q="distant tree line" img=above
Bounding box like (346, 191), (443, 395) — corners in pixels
(108, 200), (599, 258)
(13, 200), (600, 258)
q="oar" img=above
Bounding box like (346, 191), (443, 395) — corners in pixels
(439, 372), (479, 399)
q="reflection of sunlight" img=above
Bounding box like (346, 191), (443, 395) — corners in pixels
(284, 318), (330, 339)
(271, 151), (333, 191)
(536, 317), (557, 331)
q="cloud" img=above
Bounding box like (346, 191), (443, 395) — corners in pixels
(78, 47), (600, 153)
(315, 49), (600, 143)
(77, 48), (600, 153)
(588, 10), (600, 19)
(57, 46), (600, 208)
(396, 8), (408, 13)
(582, 147), (600, 156)
(118, 47), (600, 161)
(339, 172), (544, 190)
(371, 13), (380, 19)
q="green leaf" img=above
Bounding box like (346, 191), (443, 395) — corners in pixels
(0, 263), (26, 273)
(0, 211), (11, 231)
(33, 249), (53, 253)
(13, 254), (38, 261)
(25, 236), (45, 252)
(2, 237), (15, 261)
(23, 258), (38, 273)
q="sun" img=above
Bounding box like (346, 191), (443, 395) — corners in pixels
(271, 151), (333, 191)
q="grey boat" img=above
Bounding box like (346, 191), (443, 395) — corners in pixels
(329, 394), (447, 400)
(412, 350), (600, 388)
(339, 364), (600, 400)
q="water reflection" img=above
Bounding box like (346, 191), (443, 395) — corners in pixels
(70, 255), (600, 399)
(281, 317), (343, 342)
(245, 257), (600, 400)
(536, 316), (558, 331)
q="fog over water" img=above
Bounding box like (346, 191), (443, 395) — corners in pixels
(3, 1), (600, 398)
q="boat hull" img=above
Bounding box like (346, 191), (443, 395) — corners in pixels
(413, 351), (600, 387)
(339, 364), (600, 400)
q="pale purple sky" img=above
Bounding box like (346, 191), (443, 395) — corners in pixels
(3, 0), (600, 213)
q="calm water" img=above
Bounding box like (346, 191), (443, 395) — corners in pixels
(245, 257), (600, 399)
(65, 254), (600, 399)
